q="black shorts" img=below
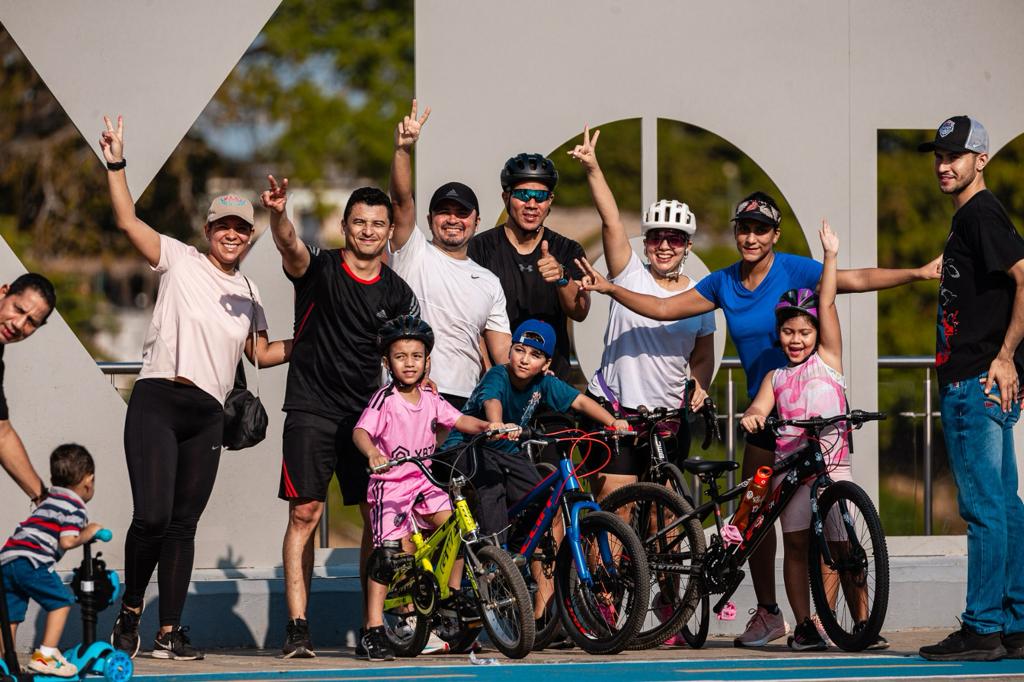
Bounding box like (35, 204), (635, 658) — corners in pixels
(578, 392), (691, 476)
(279, 410), (367, 506)
(743, 407), (780, 452)
(530, 405), (575, 467)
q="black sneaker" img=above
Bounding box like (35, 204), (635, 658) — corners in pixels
(1004, 631), (1024, 659)
(282, 619), (315, 659)
(360, 626), (394, 662)
(152, 626), (204, 661)
(920, 623), (1006, 661)
(788, 618), (828, 651)
(354, 627), (367, 658)
(110, 604), (142, 659)
(853, 621), (890, 650)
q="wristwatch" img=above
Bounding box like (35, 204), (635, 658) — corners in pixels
(555, 264), (569, 287)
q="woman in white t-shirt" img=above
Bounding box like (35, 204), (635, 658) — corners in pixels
(99, 117), (291, 660)
(568, 125), (715, 501)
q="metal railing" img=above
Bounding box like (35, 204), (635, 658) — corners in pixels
(99, 355), (941, 538)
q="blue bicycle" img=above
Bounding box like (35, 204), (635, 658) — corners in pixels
(505, 428), (649, 654)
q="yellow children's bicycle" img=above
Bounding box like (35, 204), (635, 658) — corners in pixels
(373, 429), (535, 659)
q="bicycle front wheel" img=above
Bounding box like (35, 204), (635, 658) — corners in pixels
(601, 482), (705, 649)
(473, 545), (535, 658)
(808, 480), (889, 651)
(554, 510), (650, 654)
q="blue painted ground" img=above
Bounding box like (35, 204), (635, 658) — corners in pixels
(132, 655), (1024, 682)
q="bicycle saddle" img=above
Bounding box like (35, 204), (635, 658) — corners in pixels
(680, 458), (739, 476)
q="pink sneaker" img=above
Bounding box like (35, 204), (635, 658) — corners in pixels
(596, 601), (618, 627)
(733, 606), (789, 647)
(653, 591), (689, 647)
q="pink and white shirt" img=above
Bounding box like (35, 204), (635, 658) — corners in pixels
(771, 352), (848, 463)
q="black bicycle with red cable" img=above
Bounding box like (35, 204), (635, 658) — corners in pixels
(601, 409), (890, 651)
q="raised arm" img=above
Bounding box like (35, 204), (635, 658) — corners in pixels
(100, 116), (161, 267)
(0, 420), (45, 502)
(836, 254), (941, 293)
(576, 256), (716, 321)
(568, 125), (631, 278)
(389, 99), (431, 251)
(260, 175), (310, 278)
(817, 220), (842, 372)
(538, 241), (591, 322)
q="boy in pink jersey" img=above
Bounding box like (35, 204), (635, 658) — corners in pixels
(353, 315), (508, 661)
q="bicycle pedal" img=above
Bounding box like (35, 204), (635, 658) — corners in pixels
(717, 601), (736, 621)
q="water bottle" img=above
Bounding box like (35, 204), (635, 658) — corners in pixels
(731, 466), (773, 532)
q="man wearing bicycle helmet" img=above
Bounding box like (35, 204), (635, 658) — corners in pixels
(468, 153), (590, 380)
(353, 315), (504, 661)
(918, 116), (1024, 662)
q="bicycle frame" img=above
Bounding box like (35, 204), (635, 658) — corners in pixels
(507, 446), (609, 586)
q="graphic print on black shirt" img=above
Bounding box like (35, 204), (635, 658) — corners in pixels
(936, 190), (1024, 385)
(284, 245), (419, 418)
(468, 226), (585, 378)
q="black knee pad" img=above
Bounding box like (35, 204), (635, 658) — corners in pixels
(367, 540), (403, 584)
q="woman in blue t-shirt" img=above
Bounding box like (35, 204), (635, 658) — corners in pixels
(578, 191), (939, 647)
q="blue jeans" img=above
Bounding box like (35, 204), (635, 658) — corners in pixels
(940, 373), (1024, 635)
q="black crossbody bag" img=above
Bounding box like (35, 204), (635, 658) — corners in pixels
(222, 277), (268, 450)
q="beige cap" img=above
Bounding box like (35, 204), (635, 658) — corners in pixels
(207, 194), (254, 226)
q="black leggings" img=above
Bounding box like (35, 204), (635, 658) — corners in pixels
(123, 379), (223, 627)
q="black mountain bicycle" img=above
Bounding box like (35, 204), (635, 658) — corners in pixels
(602, 410), (890, 651)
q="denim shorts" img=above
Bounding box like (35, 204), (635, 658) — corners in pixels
(1, 557), (74, 622)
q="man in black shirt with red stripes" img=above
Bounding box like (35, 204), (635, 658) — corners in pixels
(262, 178), (418, 659)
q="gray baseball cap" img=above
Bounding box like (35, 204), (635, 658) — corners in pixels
(918, 116), (989, 154)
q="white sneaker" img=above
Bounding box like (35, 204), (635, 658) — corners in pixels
(421, 632), (451, 654)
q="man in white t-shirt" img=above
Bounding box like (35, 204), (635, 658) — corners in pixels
(388, 101), (511, 409)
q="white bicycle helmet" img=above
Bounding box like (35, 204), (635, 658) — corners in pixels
(642, 199), (697, 236)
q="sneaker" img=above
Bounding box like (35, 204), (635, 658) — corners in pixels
(110, 603), (143, 658)
(596, 601), (618, 627)
(354, 627), (367, 658)
(734, 606), (789, 647)
(281, 618), (316, 659)
(152, 625), (205, 660)
(920, 622), (1006, 661)
(788, 617), (828, 651)
(421, 632), (451, 654)
(27, 650), (78, 678)
(810, 613), (831, 646)
(852, 620), (889, 650)
(653, 592), (687, 647)
(360, 626), (395, 662)
(1004, 631), (1024, 659)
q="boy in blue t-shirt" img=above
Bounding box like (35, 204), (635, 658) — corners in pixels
(445, 319), (627, 540)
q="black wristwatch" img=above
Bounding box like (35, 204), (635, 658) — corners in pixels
(106, 158), (127, 171)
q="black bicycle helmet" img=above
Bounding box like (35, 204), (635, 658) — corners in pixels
(775, 288), (819, 328)
(500, 153), (559, 191)
(377, 315), (435, 354)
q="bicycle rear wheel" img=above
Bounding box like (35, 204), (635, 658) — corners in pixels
(554, 510), (650, 654)
(656, 462), (695, 507)
(680, 590), (709, 648)
(808, 480), (889, 652)
(601, 482), (704, 649)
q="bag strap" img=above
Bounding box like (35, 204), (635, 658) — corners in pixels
(242, 276), (261, 398)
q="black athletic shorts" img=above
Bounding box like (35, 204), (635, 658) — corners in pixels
(578, 392), (690, 476)
(279, 410), (367, 506)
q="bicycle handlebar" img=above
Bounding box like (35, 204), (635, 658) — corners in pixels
(368, 426), (519, 480)
(623, 396), (722, 451)
(764, 409), (886, 434)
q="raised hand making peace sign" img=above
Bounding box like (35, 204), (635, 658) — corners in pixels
(567, 124), (601, 172)
(394, 98), (431, 151)
(261, 175), (289, 215)
(100, 115), (125, 164)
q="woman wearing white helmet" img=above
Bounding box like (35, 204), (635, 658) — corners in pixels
(568, 125), (715, 501)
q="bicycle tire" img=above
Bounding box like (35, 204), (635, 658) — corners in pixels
(554, 510), (650, 654)
(808, 480), (889, 652)
(659, 462), (695, 507)
(680, 590), (709, 648)
(383, 609), (430, 657)
(474, 545), (535, 658)
(601, 482), (704, 649)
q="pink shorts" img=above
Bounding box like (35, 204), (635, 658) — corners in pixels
(774, 455), (853, 535)
(367, 473), (451, 545)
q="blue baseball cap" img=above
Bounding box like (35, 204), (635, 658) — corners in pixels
(512, 319), (556, 357)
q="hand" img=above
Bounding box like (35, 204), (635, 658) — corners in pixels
(688, 381), (708, 412)
(421, 376), (438, 394)
(740, 413), (766, 433)
(537, 241), (564, 283)
(567, 124), (601, 172)
(368, 451), (390, 472)
(574, 256), (614, 294)
(819, 219), (839, 257)
(493, 424), (521, 441)
(83, 522), (104, 540)
(99, 115), (124, 164)
(983, 355), (1019, 412)
(260, 175), (288, 214)
(919, 253), (943, 281)
(395, 98), (431, 151)
(610, 418), (630, 433)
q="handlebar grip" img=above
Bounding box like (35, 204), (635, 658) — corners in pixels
(95, 528), (113, 543)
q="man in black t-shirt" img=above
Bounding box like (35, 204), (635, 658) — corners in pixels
(262, 179), (418, 659)
(468, 153), (590, 380)
(917, 116), (1024, 662)
(0, 273), (55, 506)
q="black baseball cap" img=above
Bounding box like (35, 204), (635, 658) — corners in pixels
(918, 116), (989, 154)
(429, 182), (479, 214)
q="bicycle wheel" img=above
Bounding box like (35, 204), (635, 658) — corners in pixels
(554, 510), (650, 654)
(471, 545), (536, 658)
(680, 590), (709, 648)
(601, 482), (704, 649)
(383, 609), (430, 657)
(808, 480), (889, 652)
(658, 462), (695, 507)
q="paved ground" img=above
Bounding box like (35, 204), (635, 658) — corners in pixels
(122, 629), (1024, 681)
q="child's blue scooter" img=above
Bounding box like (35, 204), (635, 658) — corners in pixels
(0, 529), (132, 681)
